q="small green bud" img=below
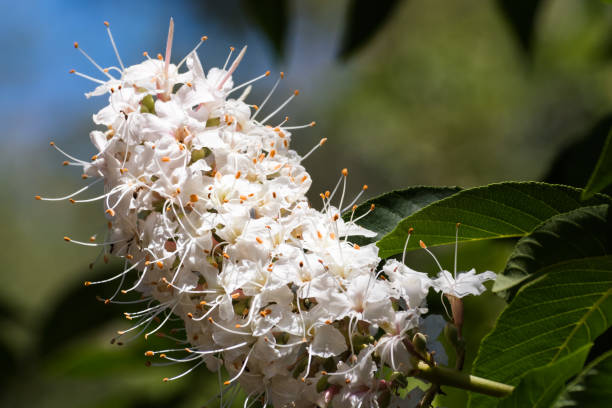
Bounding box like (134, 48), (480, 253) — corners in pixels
(141, 94), (156, 114)
(189, 147), (211, 165)
(206, 117), (221, 127)
(412, 332), (428, 354)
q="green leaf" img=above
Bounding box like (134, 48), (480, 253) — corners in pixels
(343, 186), (460, 245)
(338, 0), (402, 59)
(469, 233), (612, 408)
(498, 343), (592, 408)
(498, 205), (612, 294)
(376, 182), (611, 259)
(556, 349), (612, 407)
(583, 129), (612, 200)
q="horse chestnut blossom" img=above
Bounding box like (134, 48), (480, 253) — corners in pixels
(39, 19), (496, 408)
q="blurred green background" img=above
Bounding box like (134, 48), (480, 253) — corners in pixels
(2, 0), (612, 407)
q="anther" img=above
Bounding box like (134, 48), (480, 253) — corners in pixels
(320, 138), (328, 146)
(235, 171), (241, 179)
(35, 195), (41, 200)
(419, 240), (427, 249)
(84, 281), (91, 286)
(294, 90), (299, 96)
(105, 208), (115, 217)
(69, 69), (75, 74)
(201, 35), (208, 41)
(255, 237), (263, 244)
(190, 194), (198, 203)
(63, 236), (71, 242)
(370, 204), (375, 211)
(341, 168), (348, 177)
(156, 261), (164, 269)
(310, 121), (316, 127)
(161, 156), (170, 162)
(265, 70), (270, 76)
(73, 42), (79, 49)
(145, 351), (154, 357)
(280, 72), (285, 79)
(363, 185), (368, 191)
(63, 161), (69, 166)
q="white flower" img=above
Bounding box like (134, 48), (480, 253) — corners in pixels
(433, 269), (496, 297)
(42, 19), (498, 407)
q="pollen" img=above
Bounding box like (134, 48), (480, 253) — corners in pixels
(161, 156), (170, 162)
(145, 351), (154, 357)
(63, 236), (71, 242)
(419, 240), (427, 249)
(341, 168), (348, 177)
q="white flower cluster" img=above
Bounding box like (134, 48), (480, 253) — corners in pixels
(41, 21), (496, 408)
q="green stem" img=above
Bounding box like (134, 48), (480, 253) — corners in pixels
(415, 361), (514, 398)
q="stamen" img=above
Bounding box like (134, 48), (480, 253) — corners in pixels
(104, 21), (125, 70)
(218, 46), (247, 90)
(260, 90), (299, 124)
(73, 41), (114, 80)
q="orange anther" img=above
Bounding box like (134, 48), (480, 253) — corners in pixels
(163, 378), (169, 382)
(157, 53), (163, 60)
(190, 194), (198, 203)
(35, 195), (41, 200)
(265, 70), (270, 76)
(320, 138), (327, 145)
(294, 90), (299, 96)
(419, 240), (427, 249)
(91, 155), (98, 161)
(84, 281), (91, 286)
(408, 227), (414, 234)
(222, 252), (230, 259)
(187, 312), (193, 319)
(49, 141), (55, 146)
(142, 51), (148, 57)
(256, 237), (263, 244)
(317, 231), (323, 239)
(201, 35), (208, 41)
(73, 42), (79, 48)
(145, 351), (154, 357)
(363, 185), (368, 191)
(354, 244), (360, 250)
(69, 69), (75, 74)
(63, 161), (69, 166)
(310, 121), (316, 127)
(156, 261), (164, 269)
(63, 236), (71, 242)
(270, 150), (276, 158)
(235, 171), (241, 179)
(161, 156), (170, 162)
(105, 208), (115, 217)
(370, 204), (375, 211)
(341, 168), (348, 177)
(69, 198), (76, 204)
(89, 236), (96, 242)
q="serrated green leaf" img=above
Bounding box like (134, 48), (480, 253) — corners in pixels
(376, 182), (611, 259)
(498, 343), (591, 408)
(583, 129), (612, 200)
(343, 186), (460, 245)
(498, 205), (612, 294)
(469, 211), (612, 408)
(470, 205), (612, 408)
(556, 348), (612, 407)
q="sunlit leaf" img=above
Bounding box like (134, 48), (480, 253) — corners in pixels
(469, 205), (612, 408)
(343, 186), (460, 245)
(499, 205), (612, 294)
(376, 182), (611, 259)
